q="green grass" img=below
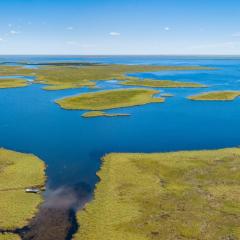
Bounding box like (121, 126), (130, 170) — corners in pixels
(56, 88), (164, 111)
(0, 234), (20, 240)
(188, 91), (240, 101)
(120, 78), (206, 88)
(0, 148), (46, 230)
(0, 64), (212, 90)
(82, 111), (130, 118)
(74, 148), (240, 240)
(0, 79), (28, 89)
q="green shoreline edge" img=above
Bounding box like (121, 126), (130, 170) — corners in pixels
(74, 148), (240, 240)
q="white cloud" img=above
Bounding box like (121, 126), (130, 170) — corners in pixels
(10, 30), (20, 35)
(0, 38), (3, 42)
(164, 27), (170, 31)
(109, 32), (121, 36)
(67, 26), (74, 30)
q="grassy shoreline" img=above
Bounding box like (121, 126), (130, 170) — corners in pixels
(0, 79), (29, 89)
(0, 148), (46, 239)
(74, 148), (240, 240)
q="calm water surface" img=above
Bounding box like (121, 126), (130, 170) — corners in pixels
(1, 56), (240, 192)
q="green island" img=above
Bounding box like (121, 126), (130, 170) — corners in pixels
(0, 64), (211, 90)
(188, 91), (240, 101)
(120, 78), (206, 88)
(82, 111), (130, 118)
(74, 148), (240, 240)
(56, 88), (164, 110)
(161, 93), (174, 97)
(0, 148), (46, 240)
(0, 79), (28, 89)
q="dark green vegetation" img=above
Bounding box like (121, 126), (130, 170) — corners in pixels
(0, 79), (28, 89)
(82, 111), (130, 118)
(0, 148), (46, 237)
(120, 78), (206, 88)
(188, 91), (240, 101)
(75, 148), (240, 240)
(0, 64), (210, 90)
(56, 88), (164, 110)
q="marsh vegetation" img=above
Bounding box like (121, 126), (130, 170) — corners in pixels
(56, 88), (164, 110)
(75, 148), (240, 240)
(0, 148), (45, 239)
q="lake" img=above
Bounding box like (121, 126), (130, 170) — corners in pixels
(1, 55), (240, 194)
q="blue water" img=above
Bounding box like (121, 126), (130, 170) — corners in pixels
(1, 56), (240, 192)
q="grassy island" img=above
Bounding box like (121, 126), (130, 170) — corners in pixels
(75, 148), (240, 240)
(56, 88), (164, 110)
(82, 111), (130, 118)
(0, 64), (211, 90)
(120, 78), (206, 88)
(0, 148), (46, 233)
(188, 91), (240, 101)
(0, 79), (28, 89)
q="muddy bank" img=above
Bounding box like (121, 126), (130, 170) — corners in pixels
(1, 182), (92, 240)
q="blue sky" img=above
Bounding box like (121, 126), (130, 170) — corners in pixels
(0, 0), (240, 55)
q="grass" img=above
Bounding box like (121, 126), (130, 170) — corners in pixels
(120, 78), (206, 88)
(0, 148), (46, 230)
(188, 91), (240, 101)
(82, 111), (130, 118)
(0, 79), (28, 89)
(0, 234), (20, 240)
(0, 64), (211, 90)
(56, 88), (164, 111)
(74, 148), (240, 240)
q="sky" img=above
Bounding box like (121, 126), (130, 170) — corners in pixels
(0, 0), (240, 55)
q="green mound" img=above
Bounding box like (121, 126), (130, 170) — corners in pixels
(75, 148), (240, 240)
(56, 88), (164, 111)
